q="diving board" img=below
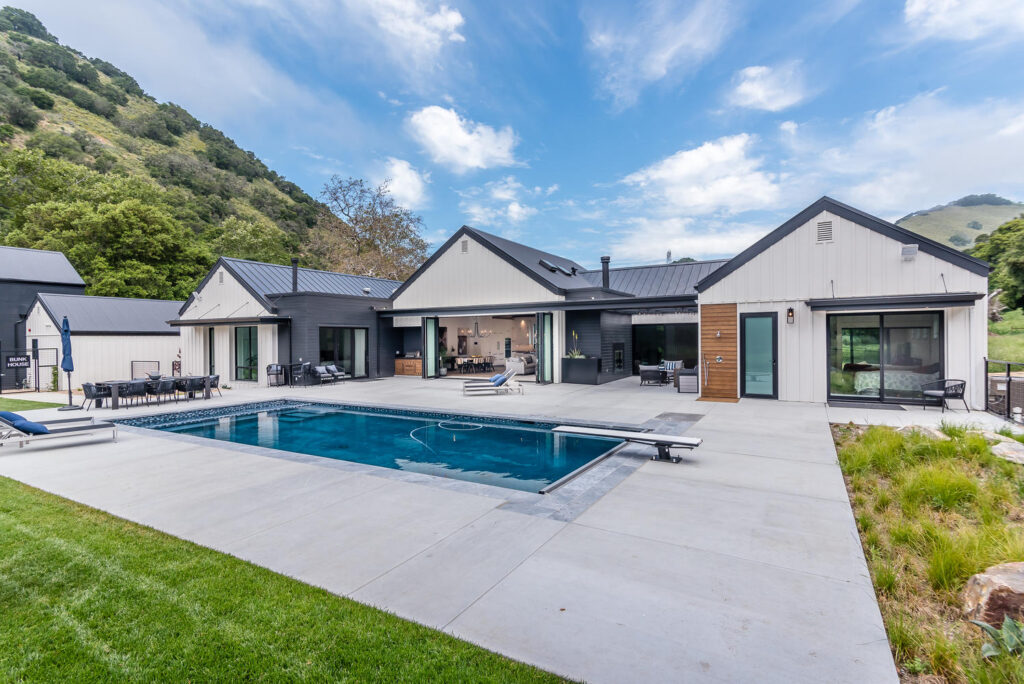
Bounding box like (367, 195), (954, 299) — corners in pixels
(552, 426), (701, 463)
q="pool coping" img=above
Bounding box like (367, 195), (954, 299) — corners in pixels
(114, 397), (675, 522)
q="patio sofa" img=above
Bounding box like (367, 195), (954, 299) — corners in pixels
(505, 355), (536, 376)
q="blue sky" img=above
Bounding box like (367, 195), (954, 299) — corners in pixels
(21, 0), (1024, 267)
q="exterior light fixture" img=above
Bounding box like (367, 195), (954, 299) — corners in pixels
(786, 307), (795, 324)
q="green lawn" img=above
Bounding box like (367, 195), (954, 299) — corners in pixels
(0, 397), (62, 411)
(833, 424), (1024, 682)
(0, 477), (563, 682)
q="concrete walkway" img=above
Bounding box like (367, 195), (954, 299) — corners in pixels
(0, 379), (901, 682)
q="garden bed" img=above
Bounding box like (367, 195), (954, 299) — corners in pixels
(833, 422), (1024, 682)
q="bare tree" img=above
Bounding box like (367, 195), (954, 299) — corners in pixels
(305, 176), (429, 280)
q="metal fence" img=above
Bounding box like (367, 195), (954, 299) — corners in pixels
(984, 358), (1024, 422)
(0, 347), (58, 392)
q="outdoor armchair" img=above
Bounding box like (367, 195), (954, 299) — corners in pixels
(81, 382), (111, 410)
(921, 379), (969, 413)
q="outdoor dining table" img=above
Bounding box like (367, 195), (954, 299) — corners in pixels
(97, 376), (211, 409)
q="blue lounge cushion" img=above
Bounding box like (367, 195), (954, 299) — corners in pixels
(0, 411), (25, 423)
(489, 374), (504, 382)
(493, 375), (508, 387)
(13, 419), (49, 435)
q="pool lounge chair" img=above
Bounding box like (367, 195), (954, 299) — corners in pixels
(0, 413), (117, 448)
(463, 368), (515, 386)
(463, 371), (522, 395)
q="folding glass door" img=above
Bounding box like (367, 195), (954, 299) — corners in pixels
(536, 312), (553, 384)
(422, 317), (439, 378)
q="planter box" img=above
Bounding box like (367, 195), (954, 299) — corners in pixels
(562, 357), (601, 384)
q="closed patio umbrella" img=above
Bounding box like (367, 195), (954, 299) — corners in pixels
(58, 315), (81, 411)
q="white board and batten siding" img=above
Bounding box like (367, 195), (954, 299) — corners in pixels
(24, 302), (180, 391)
(178, 265), (279, 385)
(392, 234), (564, 311)
(700, 210), (989, 408)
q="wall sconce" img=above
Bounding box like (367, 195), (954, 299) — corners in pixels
(786, 307), (795, 324)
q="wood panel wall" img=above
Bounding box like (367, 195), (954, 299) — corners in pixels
(699, 303), (738, 400)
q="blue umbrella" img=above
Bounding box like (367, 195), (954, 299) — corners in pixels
(58, 316), (80, 411)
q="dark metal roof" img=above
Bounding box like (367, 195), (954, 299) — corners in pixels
(696, 196), (991, 292)
(466, 228), (588, 291)
(579, 260), (728, 297)
(0, 245), (84, 286)
(224, 257), (401, 300)
(805, 292), (985, 311)
(36, 294), (183, 334)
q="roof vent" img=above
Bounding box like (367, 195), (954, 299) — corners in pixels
(460, 239), (469, 253)
(816, 220), (833, 243)
(363, 287), (372, 295)
(901, 244), (918, 261)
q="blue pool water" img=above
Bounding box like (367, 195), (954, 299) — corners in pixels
(149, 403), (622, 493)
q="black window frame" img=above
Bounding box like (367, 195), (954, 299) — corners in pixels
(826, 310), (944, 405)
(318, 326), (370, 378)
(234, 326), (258, 381)
(740, 311), (778, 399)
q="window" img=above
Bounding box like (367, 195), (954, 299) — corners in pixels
(318, 327), (368, 378)
(632, 324), (697, 372)
(234, 326), (258, 381)
(208, 327), (216, 375)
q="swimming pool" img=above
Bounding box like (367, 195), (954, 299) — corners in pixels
(127, 401), (623, 493)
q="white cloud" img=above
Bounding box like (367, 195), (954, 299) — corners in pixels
(609, 217), (770, 263)
(346, 0), (465, 68)
(459, 176), (539, 226)
(582, 0), (735, 109)
(377, 157), (430, 209)
(904, 0), (1024, 41)
(406, 106), (519, 173)
(728, 63), (807, 112)
(622, 134), (781, 215)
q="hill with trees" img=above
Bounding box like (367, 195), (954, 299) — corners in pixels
(895, 194), (1024, 249)
(0, 7), (426, 299)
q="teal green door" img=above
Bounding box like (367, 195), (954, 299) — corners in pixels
(740, 313), (777, 398)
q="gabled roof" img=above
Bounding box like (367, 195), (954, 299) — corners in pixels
(35, 294), (182, 335)
(0, 245), (85, 286)
(695, 196), (991, 292)
(390, 226), (590, 300)
(392, 225), (728, 304)
(179, 257), (403, 316)
(579, 260), (728, 298)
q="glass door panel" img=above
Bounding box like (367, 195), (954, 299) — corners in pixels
(828, 315), (881, 400)
(353, 329), (367, 377)
(536, 312), (553, 383)
(740, 313), (777, 398)
(422, 317), (438, 378)
(881, 312), (942, 401)
(234, 326), (258, 381)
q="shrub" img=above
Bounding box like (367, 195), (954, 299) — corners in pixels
(14, 86), (53, 109)
(26, 131), (86, 163)
(0, 123), (15, 141)
(971, 616), (1024, 658)
(926, 531), (976, 591)
(3, 96), (41, 129)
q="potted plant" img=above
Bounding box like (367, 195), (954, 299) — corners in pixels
(561, 329), (601, 384)
(439, 347), (450, 376)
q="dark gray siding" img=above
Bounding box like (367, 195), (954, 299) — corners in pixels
(271, 293), (390, 378)
(1, 280), (85, 390)
(564, 310), (632, 384)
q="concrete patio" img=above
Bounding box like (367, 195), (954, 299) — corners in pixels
(3, 377), (1006, 682)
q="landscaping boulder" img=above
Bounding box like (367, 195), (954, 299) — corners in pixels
(898, 425), (949, 441)
(964, 562), (1024, 625)
(990, 439), (1024, 465)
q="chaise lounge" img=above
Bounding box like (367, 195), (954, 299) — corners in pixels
(0, 412), (118, 448)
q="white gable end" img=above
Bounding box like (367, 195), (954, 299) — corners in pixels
(179, 265), (271, 320)
(701, 210), (988, 304)
(393, 234), (563, 310)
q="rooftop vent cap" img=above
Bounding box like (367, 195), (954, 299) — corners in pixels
(362, 287), (372, 295)
(816, 220), (833, 243)
(901, 244), (918, 261)
(460, 239), (468, 253)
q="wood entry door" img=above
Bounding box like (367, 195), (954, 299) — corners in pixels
(699, 303), (738, 400)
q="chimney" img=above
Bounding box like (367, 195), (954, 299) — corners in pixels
(291, 257), (298, 293)
(600, 256), (610, 289)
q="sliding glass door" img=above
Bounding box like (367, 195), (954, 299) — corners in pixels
(828, 312), (942, 403)
(536, 312), (553, 384)
(318, 327), (369, 378)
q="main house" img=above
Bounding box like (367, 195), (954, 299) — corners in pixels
(173, 197), (990, 409)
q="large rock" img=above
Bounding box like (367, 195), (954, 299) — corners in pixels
(964, 562), (1024, 625)
(897, 425), (950, 441)
(991, 439), (1024, 465)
